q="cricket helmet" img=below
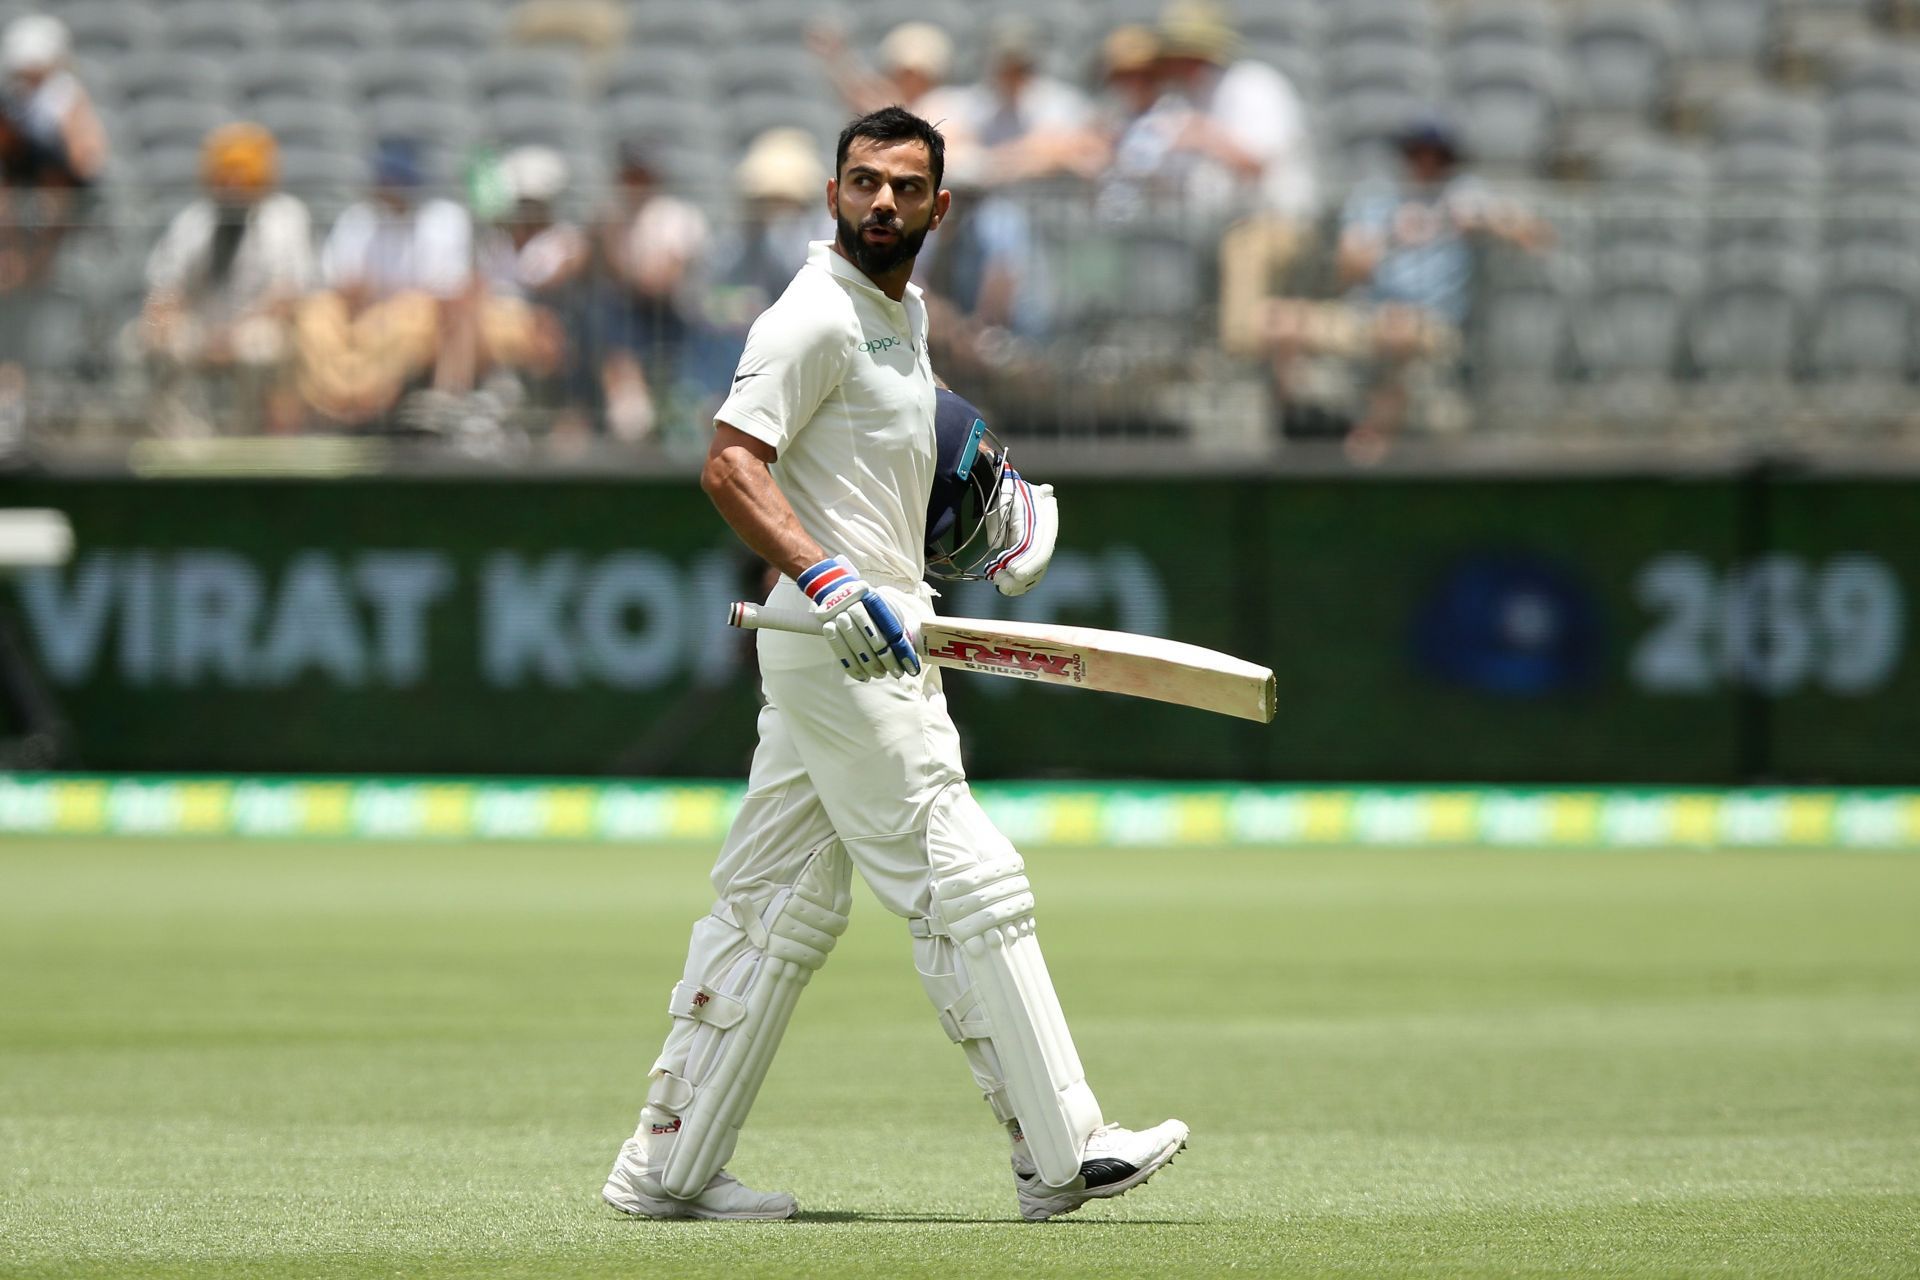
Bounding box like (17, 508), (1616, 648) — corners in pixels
(925, 388), (1010, 581)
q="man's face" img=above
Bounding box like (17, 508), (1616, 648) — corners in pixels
(828, 135), (948, 278)
(1402, 143), (1453, 184)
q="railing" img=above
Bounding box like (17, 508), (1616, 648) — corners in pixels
(5, 183), (1920, 464)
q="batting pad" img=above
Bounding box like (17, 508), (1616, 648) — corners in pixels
(931, 864), (1104, 1188)
(653, 844), (852, 1200)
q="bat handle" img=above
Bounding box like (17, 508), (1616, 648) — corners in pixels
(727, 601), (826, 635)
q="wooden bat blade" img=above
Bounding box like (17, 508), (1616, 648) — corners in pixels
(727, 602), (1276, 724)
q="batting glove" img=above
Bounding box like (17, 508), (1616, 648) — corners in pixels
(984, 468), (1058, 598)
(797, 555), (921, 681)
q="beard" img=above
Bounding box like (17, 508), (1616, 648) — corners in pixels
(835, 205), (932, 278)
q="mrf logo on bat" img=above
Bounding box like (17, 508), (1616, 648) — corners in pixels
(924, 636), (1086, 683)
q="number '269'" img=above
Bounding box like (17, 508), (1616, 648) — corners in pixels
(1632, 553), (1904, 695)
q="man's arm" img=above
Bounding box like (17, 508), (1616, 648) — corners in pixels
(700, 423), (826, 580)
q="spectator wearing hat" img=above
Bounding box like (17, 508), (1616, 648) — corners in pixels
(296, 139), (477, 426)
(1145, 0), (1315, 221)
(1259, 117), (1548, 458)
(140, 123), (315, 433)
(471, 145), (591, 431)
(3, 15), (106, 188)
(811, 20), (960, 120)
(709, 128), (827, 325)
(593, 139), (710, 441)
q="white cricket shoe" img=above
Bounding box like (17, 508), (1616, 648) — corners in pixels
(601, 1140), (798, 1221)
(1012, 1119), (1190, 1222)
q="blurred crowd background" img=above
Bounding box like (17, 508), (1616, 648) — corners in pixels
(3, 0), (1920, 463)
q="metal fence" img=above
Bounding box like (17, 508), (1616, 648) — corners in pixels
(5, 182), (1920, 463)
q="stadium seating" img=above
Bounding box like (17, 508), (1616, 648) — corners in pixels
(14, 0), (1920, 442)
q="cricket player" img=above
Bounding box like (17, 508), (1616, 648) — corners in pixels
(602, 107), (1187, 1223)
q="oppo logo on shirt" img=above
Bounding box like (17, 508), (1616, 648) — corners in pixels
(859, 336), (905, 353)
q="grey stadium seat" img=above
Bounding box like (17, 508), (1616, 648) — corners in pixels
(60, 0), (162, 62)
(1596, 135), (1711, 190)
(725, 94), (847, 152)
(1450, 0), (1558, 56)
(1829, 140), (1920, 187)
(1567, 3), (1681, 116)
(602, 48), (714, 104)
(485, 97), (599, 151)
(354, 52), (471, 110)
(1473, 262), (1582, 386)
(136, 142), (211, 194)
(1712, 193), (1820, 257)
(1593, 190), (1707, 255)
(250, 99), (364, 154)
(1714, 140), (1824, 188)
(367, 98), (476, 154)
(126, 98), (231, 152)
(602, 97), (724, 153)
(1239, 0), (1324, 53)
(277, 2), (392, 57)
(1809, 246), (1920, 381)
(1677, 0), (1774, 63)
(472, 49), (584, 107)
(1828, 95), (1920, 149)
(1329, 43), (1444, 100)
(1830, 41), (1920, 107)
(1825, 192), (1920, 254)
(627, 0), (723, 53)
(1328, 0), (1440, 54)
(230, 52), (352, 111)
(160, 0), (277, 56)
(714, 48), (835, 102)
(1449, 44), (1562, 170)
(113, 51), (231, 109)
(1578, 246), (1703, 379)
(1687, 251), (1815, 392)
(1717, 88), (1825, 151)
(392, 1), (503, 60)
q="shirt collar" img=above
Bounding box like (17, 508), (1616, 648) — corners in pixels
(807, 240), (922, 305)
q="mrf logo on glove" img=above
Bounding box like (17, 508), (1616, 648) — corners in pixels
(797, 557), (863, 614)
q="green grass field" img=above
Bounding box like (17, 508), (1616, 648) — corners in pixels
(3, 839), (1918, 1278)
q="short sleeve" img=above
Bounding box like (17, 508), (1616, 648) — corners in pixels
(319, 203), (373, 290)
(714, 292), (850, 454)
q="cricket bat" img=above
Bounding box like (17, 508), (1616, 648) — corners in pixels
(728, 602), (1277, 724)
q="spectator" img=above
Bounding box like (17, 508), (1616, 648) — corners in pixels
(141, 124), (315, 434)
(3, 16), (106, 187)
(708, 127), (825, 325)
(812, 21), (958, 120)
(296, 138), (476, 427)
(595, 139), (710, 442)
(1260, 118), (1548, 458)
(475, 145), (590, 432)
(917, 159), (1051, 382)
(507, 0), (625, 67)
(1148, 0), (1316, 221)
(935, 17), (1091, 184)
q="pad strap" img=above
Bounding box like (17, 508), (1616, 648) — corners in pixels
(647, 1071), (695, 1115)
(668, 981), (747, 1029)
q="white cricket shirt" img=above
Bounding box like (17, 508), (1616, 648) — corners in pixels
(716, 240), (939, 668)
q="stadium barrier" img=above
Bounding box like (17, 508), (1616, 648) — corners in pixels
(0, 774), (1916, 849)
(1, 466), (1915, 784)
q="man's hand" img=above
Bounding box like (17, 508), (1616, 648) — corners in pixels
(797, 555), (921, 681)
(984, 468), (1057, 598)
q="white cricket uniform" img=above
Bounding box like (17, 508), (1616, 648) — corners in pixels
(704, 239), (986, 919)
(626, 241), (1101, 1199)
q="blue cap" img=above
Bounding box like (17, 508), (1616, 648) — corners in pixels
(373, 137), (424, 188)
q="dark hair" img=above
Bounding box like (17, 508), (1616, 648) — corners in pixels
(834, 106), (945, 191)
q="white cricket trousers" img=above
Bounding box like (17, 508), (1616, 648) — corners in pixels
(641, 602), (1096, 1166)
